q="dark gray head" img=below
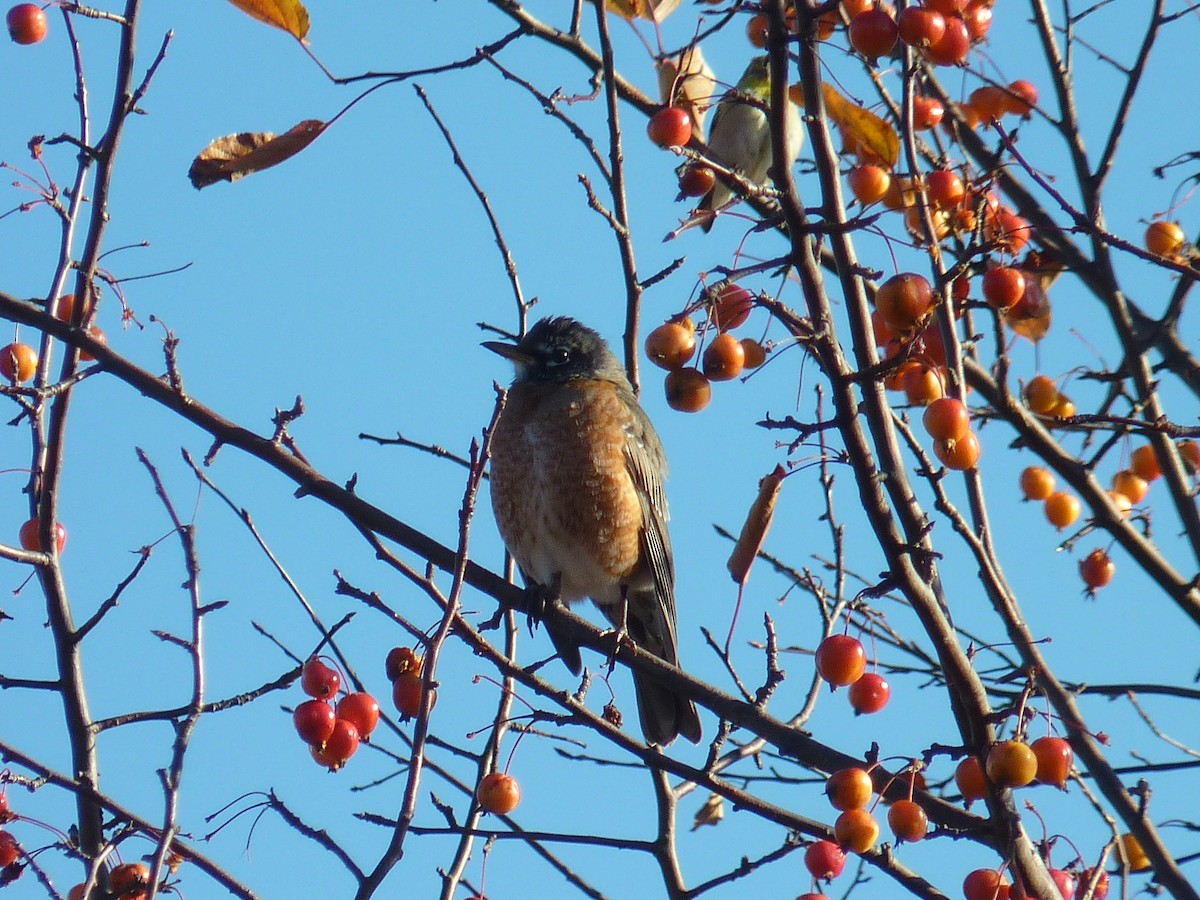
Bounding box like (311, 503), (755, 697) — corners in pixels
(483, 316), (629, 386)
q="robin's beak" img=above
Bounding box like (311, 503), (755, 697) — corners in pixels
(482, 339), (534, 365)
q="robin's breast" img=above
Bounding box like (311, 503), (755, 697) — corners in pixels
(490, 380), (644, 601)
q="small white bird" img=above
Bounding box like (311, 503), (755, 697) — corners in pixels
(700, 55), (804, 231)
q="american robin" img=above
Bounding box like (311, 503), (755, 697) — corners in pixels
(484, 317), (702, 746)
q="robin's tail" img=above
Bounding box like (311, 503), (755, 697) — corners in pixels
(604, 592), (702, 746)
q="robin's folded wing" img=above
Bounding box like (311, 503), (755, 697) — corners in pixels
(620, 399), (677, 634)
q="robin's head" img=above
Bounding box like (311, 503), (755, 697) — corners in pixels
(483, 317), (628, 385)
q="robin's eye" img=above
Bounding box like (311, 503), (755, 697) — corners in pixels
(547, 346), (572, 367)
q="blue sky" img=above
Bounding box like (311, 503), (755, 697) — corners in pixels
(3, 1), (1199, 898)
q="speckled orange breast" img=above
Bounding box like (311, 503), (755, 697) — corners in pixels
(489, 379), (645, 603)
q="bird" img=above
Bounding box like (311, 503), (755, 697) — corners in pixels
(699, 54), (804, 231)
(484, 317), (702, 746)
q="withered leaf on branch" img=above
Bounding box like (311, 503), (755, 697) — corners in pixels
(225, 0), (310, 40)
(727, 465), (786, 586)
(188, 120), (327, 190)
(602, 0), (683, 23)
(691, 792), (724, 831)
(822, 84), (900, 169)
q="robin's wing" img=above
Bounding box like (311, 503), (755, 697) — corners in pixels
(620, 398), (675, 622)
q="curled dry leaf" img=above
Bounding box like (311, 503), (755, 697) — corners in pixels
(822, 84), (899, 169)
(691, 792), (724, 831)
(226, 0), (310, 40)
(656, 45), (715, 142)
(189, 120), (327, 189)
(604, 0), (683, 23)
(1005, 271), (1053, 343)
(727, 465), (786, 585)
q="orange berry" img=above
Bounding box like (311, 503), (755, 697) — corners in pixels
(477, 772), (521, 815)
(1004, 80), (1038, 116)
(955, 756), (987, 805)
(702, 333), (746, 381)
(645, 321), (696, 371)
(935, 429), (981, 470)
(1130, 444), (1162, 482)
(1024, 375), (1060, 415)
(825, 767), (874, 811)
(887, 798), (928, 842)
(1044, 491), (1081, 530)
(848, 164), (891, 205)
(1145, 220), (1186, 259)
(0, 342), (37, 383)
(1019, 465), (1055, 501)
(739, 338), (767, 369)
(1111, 470), (1148, 504)
(985, 740), (1037, 788)
(1179, 439), (1200, 474)
(834, 808), (879, 853)
(664, 367), (711, 413)
(902, 363), (945, 405)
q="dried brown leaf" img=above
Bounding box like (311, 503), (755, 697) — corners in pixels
(188, 120), (327, 189)
(691, 793), (724, 831)
(226, 0), (310, 40)
(727, 465), (785, 585)
(604, 0), (683, 22)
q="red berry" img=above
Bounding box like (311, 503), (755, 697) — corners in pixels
(710, 283), (754, 331)
(311, 718), (359, 770)
(923, 14), (969, 65)
(647, 107), (692, 148)
(897, 6), (946, 47)
(912, 95), (945, 129)
(982, 266), (1027, 310)
(804, 839), (846, 880)
(336, 692), (381, 738)
(923, 397), (970, 442)
(1079, 549), (1114, 591)
(848, 9), (898, 60)
(964, 868), (1011, 900)
(392, 671), (436, 718)
(815, 634), (867, 686)
(293, 699), (336, 746)
(848, 671), (890, 714)
(0, 831), (17, 867)
(109, 862), (149, 897)
(1031, 735), (1073, 788)
(477, 772), (521, 814)
(18, 516), (67, 554)
(300, 657), (341, 699)
(385, 646), (423, 681)
(645, 321), (696, 371)
(6, 3), (46, 44)
(678, 164), (715, 198)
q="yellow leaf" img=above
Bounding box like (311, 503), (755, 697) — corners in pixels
(603, 0), (682, 22)
(226, 0), (310, 40)
(188, 120), (327, 189)
(691, 793), (724, 831)
(822, 83), (899, 169)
